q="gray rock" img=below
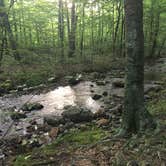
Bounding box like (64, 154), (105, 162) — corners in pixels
(48, 77), (57, 83)
(62, 106), (93, 123)
(144, 83), (162, 93)
(44, 116), (66, 126)
(92, 94), (102, 100)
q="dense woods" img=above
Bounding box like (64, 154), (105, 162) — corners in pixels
(0, 0), (165, 63)
(0, 0), (166, 165)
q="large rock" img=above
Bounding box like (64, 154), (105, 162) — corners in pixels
(62, 106), (93, 123)
(44, 116), (66, 126)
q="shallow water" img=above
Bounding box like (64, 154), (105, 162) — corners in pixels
(0, 80), (113, 137)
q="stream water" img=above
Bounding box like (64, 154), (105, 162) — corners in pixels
(0, 57), (165, 138)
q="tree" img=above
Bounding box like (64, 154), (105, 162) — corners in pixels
(119, 0), (156, 136)
(0, 0), (20, 61)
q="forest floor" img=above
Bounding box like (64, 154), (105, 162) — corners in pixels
(0, 57), (166, 166)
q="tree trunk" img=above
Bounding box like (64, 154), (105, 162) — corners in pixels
(119, 0), (155, 136)
(68, 0), (77, 57)
(0, 0), (20, 61)
(58, 0), (64, 62)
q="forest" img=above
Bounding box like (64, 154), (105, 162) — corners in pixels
(0, 0), (166, 165)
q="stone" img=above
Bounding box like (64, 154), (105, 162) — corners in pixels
(22, 102), (44, 112)
(67, 74), (82, 86)
(102, 91), (108, 96)
(62, 106), (93, 123)
(96, 81), (106, 86)
(94, 109), (106, 119)
(10, 112), (27, 120)
(44, 116), (66, 126)
(112, 78), (125, 88)
(144, 84), (162, 94)
(17, 84), (27, 91)
(92, 94), (102, 100)
(48, 77), (57, 83)
(96, 118), (109, 126)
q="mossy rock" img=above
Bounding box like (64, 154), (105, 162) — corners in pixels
(10, 112), (27, 120)
(0, 80), (13, 93)
(21, 103), (44, 112)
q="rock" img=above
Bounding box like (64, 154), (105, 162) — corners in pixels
(26, 125), (36, 133)
(48, 77), (57, 83)
(44, 116), (66, 126)
(96, 118), (109, 126)
(96, 81), (106, 86)
(49, 127), (59, 140)
(102, 91), (108, 96)
(9, 90), (18, 94)
(22, 102), (43, 112)
(17, 84), (27, 91)
(112, 78), (124, 88)
(144, 84), (162, 94)
(67, 74), (82, 86)
(62, 106), (93, 123)
(92, 94), (102, 100)
(64, 121), (74, 130)
(10, 112), (27, 120)
(0, 80), (13, 94)
(94, 109), (106, 119)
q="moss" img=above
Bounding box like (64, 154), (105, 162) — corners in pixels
(148, 100), (166, 116)
(14, 126), (108, 166)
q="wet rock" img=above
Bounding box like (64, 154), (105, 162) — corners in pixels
(44, 116), (66, 126)
(112, 78), (124, 88)
(22, 102), (44, 112)
(10, 112), (27, 120)
(96, 118), (109, 127)
(67, 74), (82, 86)
(48, 77), (56, 83)
(62, 106), (93, 123)
(92, 94), (102, 100)
(17, 84), (27, 91)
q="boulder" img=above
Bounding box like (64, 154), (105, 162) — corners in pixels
(62, 106), (93, 123)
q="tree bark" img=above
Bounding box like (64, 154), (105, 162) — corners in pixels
(119, 0), (155, 136)
(0, 0), (20, 61)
